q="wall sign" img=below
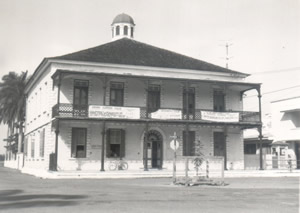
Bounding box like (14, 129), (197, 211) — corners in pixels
(201, 111), (239, 122)
(151, 109), (182, 120)
(89, 105), (140, 119)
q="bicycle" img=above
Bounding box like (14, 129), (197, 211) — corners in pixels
(109, 159), (128, 171)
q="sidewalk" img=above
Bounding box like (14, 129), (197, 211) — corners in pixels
(20, 167), (300, 179)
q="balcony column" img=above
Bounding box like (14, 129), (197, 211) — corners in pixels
(144, 79), (149, 171)
(101, 76), (107, 171)
(57, 73), (62, 106)
(224, 126), (228, 170)
(54, 120), (60, 171)
(257, 86), (263, 170)
(54, 73), (62, 171)
(185, 81), (189, 155)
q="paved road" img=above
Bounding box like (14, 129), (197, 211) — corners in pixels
(0, 166), (299, 213)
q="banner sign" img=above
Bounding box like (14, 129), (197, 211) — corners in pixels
(201, 111), (239, 122)
(151, 109), (182, 120)
(89, 105), (140, 119)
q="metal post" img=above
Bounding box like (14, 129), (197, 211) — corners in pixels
(185, 81), (189, 156)
(257, 87), (263, 170)
(54, 120), (60, 171)
(101, 121), (106, 171)
(144, 121), (149, 171)
(144, 80), (150, 171)
(224, 126), (228, 170)
(172, 132), (177, 184)
(258, 127), (263, 170)
(101, 76), (107, 171)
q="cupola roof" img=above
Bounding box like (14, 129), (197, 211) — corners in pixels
(112, 13), (135, 25)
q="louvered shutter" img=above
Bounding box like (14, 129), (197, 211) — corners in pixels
(183, 131), (187, 156)
(189, 131), (195, 156)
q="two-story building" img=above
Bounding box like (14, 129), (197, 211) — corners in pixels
(21, 14), (262, 173)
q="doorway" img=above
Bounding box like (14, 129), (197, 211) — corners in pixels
(213, 131), (226, 169)
(145, 130), (163, 169)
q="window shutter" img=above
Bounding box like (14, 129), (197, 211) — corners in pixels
(189, 131), (195, 156)
(106, 129), (111, 158)
(182, 131), (186, 156)
(71, 129), (76, 157)
(120, 129), (126, 158)
(40, 129), (45, 158)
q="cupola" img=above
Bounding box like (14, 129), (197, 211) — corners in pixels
(111, 13), (135, 41)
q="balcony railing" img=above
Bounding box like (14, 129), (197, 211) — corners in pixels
(52, 103), (260, 123)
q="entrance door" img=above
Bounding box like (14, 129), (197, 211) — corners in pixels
(145, 131), (163, 169)
(214, 132), (226, 168)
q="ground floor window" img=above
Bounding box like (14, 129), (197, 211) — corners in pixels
(39, 128), (45, 158)
(244, 143), (256, 154)
(31, 138), (35, 158)
(71, 128), (87, 158)
(106, 129), (125, 158)
(183, 131), (196, 156)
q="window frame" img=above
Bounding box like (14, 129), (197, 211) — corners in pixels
(213, 90), (225, 112)
(116, 25), (120, 35)
(183, 87), (195, 117)
(109, 82), (124, 106)
(71, 128), (87, 158)
(106, 129), (125, 158)
(31, 137), (35, 158)
(148, 84), (161, 113)
(124, 26), (128, 35)
(39, 128), (45, 158)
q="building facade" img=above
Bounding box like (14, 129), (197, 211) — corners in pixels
(269, 96), (300, 169)
(12, 14), (262, 173)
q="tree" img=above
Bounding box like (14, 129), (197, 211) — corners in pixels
(0, 71), (28, 154)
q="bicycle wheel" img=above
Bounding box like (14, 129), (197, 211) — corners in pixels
(121, 162), (128, 170)
(109, 162), (117, 171)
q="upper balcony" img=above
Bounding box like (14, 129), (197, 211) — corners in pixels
(52, 103), (260, 125)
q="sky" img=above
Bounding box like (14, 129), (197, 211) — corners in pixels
(0, 0), (299, 154)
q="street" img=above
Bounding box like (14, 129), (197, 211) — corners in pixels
(0, 166), (299, 213)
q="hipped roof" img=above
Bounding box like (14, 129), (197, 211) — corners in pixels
(50, 38), (247, 76)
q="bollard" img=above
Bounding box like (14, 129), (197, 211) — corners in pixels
(206, 159), (209, 179)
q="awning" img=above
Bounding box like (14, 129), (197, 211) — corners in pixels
(280, 108), (300, 113)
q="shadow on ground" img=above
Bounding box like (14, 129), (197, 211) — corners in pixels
(0, 189), (88, 210)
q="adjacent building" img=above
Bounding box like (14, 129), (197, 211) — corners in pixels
(269, 96), (300, 169)
(6, 14), (262, 173)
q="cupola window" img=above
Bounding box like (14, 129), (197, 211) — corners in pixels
(131, 27), (134, 37)
(116, 26), (120, 36)
(124, 26), (128, 35)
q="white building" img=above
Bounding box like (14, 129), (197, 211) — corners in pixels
(269, 96), (300, 169)
(5, 14), (262, 173)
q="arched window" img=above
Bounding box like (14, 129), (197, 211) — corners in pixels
(131, 27), (134, 38)
(112, 28), (114, 37)
(124, 26), (128, 35)
(116, 26), (120, 36)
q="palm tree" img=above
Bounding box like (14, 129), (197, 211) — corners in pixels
(0, 71), (28, 154)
